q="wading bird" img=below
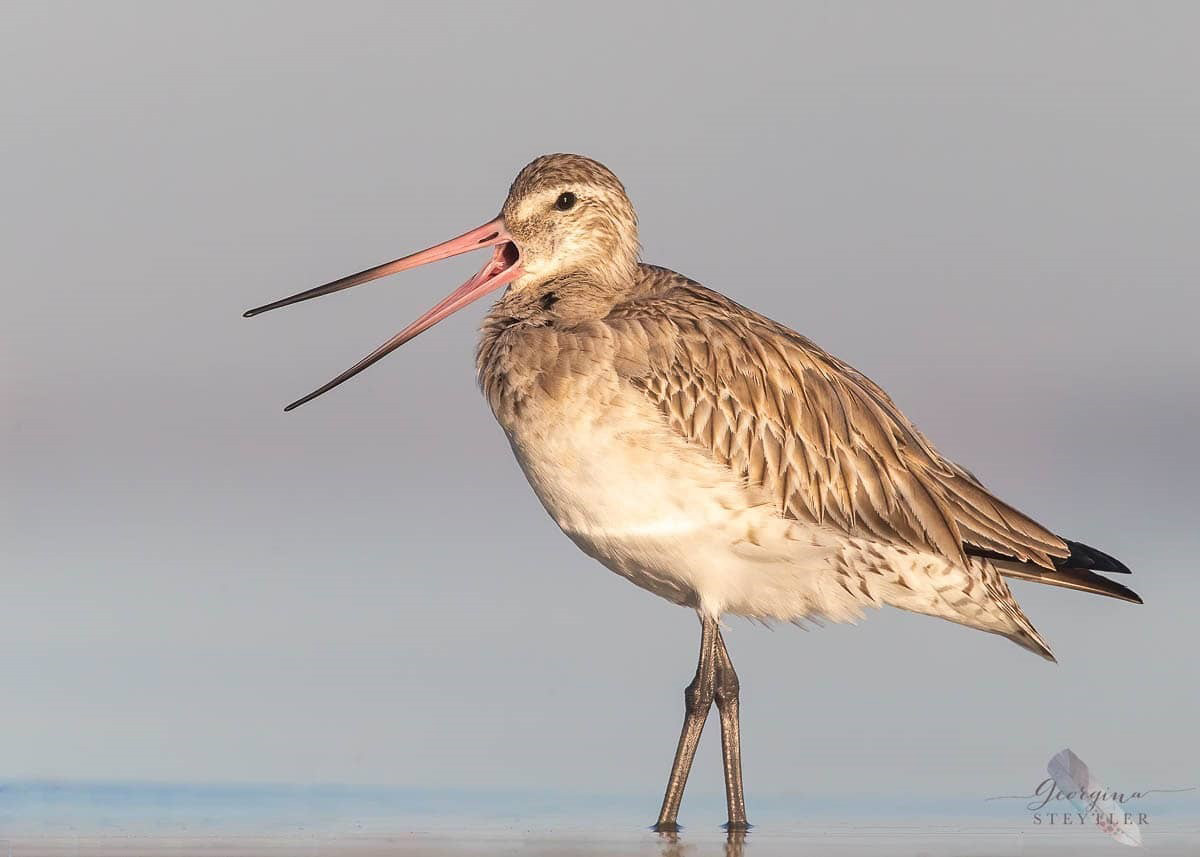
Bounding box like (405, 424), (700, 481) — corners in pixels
(245, 154), (1140, 831)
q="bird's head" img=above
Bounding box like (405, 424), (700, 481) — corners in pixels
(243, 154), (637, 411)
(500, 153), (639, 294)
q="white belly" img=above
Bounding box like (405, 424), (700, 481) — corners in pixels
(501, 382), (856, 621)
(496, 381), (1035, 649)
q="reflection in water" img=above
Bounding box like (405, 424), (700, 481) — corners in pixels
(656, 827), (747, 857)
(655, 830), (684, 857)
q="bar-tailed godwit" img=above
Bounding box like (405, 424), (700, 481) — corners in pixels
(245, 154), (1141, 831)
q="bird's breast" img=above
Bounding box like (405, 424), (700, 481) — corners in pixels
(479, 320), (690, 542)
(476, 317), (817, 613)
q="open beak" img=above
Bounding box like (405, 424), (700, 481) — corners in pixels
(244, 216), (522, 411)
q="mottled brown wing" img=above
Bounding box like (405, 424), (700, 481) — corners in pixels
(609, 272), (1068, 569)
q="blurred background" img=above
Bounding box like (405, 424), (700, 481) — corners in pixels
(2, 0), (1197, 825)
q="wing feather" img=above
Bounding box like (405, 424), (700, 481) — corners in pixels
(610, 272), (1068, 569)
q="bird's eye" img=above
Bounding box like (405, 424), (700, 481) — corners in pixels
(554, 192), (576, 211)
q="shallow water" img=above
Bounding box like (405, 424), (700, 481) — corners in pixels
(7, 828), (1200, 857)
(1, 782), (1196, 855)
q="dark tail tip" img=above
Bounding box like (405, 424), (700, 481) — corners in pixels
(1061, 540), (1132, 575)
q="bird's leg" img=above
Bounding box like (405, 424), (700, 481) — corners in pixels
(714, 630), (749, 830)
(654, 615), (718, 832)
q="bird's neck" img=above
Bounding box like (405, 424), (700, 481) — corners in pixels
(475, 264), (663, 425)
(488, 265), (639, 326)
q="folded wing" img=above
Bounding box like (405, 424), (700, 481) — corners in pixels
(610, 274), (1073, 571)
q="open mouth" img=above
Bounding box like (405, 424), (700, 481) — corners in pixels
(487, 241), (521, 280)
(244, 216), (524, 411)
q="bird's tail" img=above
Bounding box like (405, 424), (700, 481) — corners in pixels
(992, 539), (1142, 605)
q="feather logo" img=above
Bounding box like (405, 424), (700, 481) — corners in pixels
(1046, 748), (1142, 847)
